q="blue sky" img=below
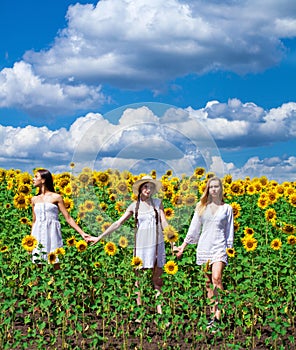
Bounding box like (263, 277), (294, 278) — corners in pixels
(1, 0), (296, 182)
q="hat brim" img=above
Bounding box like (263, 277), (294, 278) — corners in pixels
(132, 178), (162, 195)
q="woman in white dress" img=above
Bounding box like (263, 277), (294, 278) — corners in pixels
(176, 176), (234, 329)
(31, 169), (90, 267)
(90, 175), (169, 313)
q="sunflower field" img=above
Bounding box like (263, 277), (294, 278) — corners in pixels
(0, 167), (295, 349)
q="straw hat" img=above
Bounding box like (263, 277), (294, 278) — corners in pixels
(132, 175), (162, 195)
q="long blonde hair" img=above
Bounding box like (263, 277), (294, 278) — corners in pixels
(196, 176), (224, 216)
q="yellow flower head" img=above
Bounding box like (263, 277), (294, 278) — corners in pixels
(270, 238), (282, 251)
(48, 252), (57, 264)
(243, 227), (254, 236)
(76, 240), (88, 253)
(164, 207), (175, 220)
(66, 236), (77, 247)
(118, 236), (128, 248)
(226, 247), (236, 258)
(194, 167), (205, 178)
(131, 256), (143, 269)
(163, 225), (179, 243)
(287, 235), (296, 245)
(84, 200), (95, 212)
(22, 235), (38, 252)
(93, 261), (101, 268)
(104, 242), (117, 256)
(242, 236), (258, 252)
(265, 208), (277, 221)
(230, 202), (241, 219)
(0, 245), (9, 253)
(164, 260), (178, 275)
(54, 247), (66, 256)
(282, 223), (295, 235)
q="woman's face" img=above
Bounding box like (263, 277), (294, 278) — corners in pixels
(140, 182), (155, 197)
(33, 172), (43, 187)
(208, 180), (221, 198)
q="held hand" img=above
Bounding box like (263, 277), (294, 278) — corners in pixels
(90, 236), (102, 246)
(175, 246), (184, 259)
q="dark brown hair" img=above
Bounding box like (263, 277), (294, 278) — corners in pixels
(37, 169), (55, 193)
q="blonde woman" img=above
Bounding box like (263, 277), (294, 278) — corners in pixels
(176, 176), (234, 330)
(89, 175), (169, 314)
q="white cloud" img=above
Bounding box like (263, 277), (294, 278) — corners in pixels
(0, 61), (106, 115)
(0, 0), (295, 116)
(1, 102), (295, 182)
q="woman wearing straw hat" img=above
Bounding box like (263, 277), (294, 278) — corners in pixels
(89, 175), (169, 314)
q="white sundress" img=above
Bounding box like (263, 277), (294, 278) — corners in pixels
(130, 198), (166, 269)
(31, 202), (63, 262)
(184, 203), (234, 265)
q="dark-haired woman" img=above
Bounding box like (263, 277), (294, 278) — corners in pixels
(176, 176), (234, 329)
(88, 175), (169, 313)
(31, 169), (90, 266)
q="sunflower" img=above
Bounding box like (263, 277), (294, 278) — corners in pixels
(118, 236), (128, 248)
(287, 235), (296, 245)
(22, 235), (38, 252)
(84, 200), (95, 212)
(270, 238), (282, 251)
(164, 207), (175, 220)
(246, 184), (256, 195)
(267, 191), (278, 204)
(242, 236), (258, 252)
(102, 222), (112, 232)
(184, 193), (197, 206)
(230, 181), (244, 196)
(230, 202), (241, 219)
(163, 225), (179, 243)
(63, 197), (74, 211)
(63, 184), (73, 196)
(95, 215), (104, 225)
(259, 176), (269, 187)
(48, 252), (57, 264)
(234, 221), (240, 232)
(70, 162), (75, 168)
(164, 260), (178, 275)
(18, 183), (31, 195)
(115, 201), (126, 213)
(99, 202), (108, 211)
(93, 261), (101, 268)
(5, 203), (11, 209)
(285, 187), (295, 196)
(131, 256), (143, 269)
(226, 247), (236, 257)
(0, 245), (8, 253)
(116, 181), (129, 194)
(54, 247), (66, 256)
(109, 193), (117, 201)
(282, 223), (295, 235)
(66, 236), (77, 247)
(257, 197), (269, 209)
(104, 242), (117, 256)
(198, 182), (207, 195)
(19, 217), (30, 225)
(244, 227), (254, 236)
(265, 208), (277, 222)
(171, 193), (184, 207)
(275, 185), (285, 196)
(288, 193), (296, 207)
(224, 174), (232, 184)
(96, 172), (110, 186)
(76, 240), (88, 253)
(13, 193), (30, 209)
(78, 172), (91, 186)
(253, 181), (262, 193)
